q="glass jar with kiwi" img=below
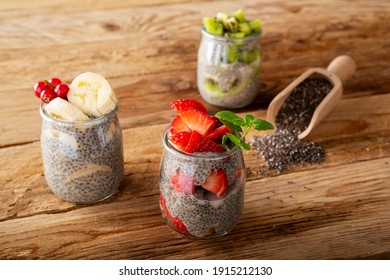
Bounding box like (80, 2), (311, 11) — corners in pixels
(197, 9), (262, 109)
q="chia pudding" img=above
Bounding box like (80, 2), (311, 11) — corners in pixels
(197, 29), (261, 108)
(40, 104), (124, 204)
(160, 129), (246, 239)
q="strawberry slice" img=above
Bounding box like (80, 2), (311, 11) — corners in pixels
(180, 110), (215, 136)
(185, 130), (226, 154)
(201, 169), (228, 198)
(170, 98), (207, 114)
(168, 131), (192, 151)
(159, 195), (188, 234)
(211, 116), (223, 128)
(169, 169), (195, 194)
(206, 125), (231, 143)
(170, 116), (191, 134)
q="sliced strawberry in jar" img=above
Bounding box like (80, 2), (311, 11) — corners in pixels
(169, 98), (207, 114)
(211, 116), (223, 128)
(170, 116), (191, 134)
(168, 131), (192, 151)
(159, 195), (188, 234)
(185, 130), (226, 154)
(206, 125), (231, 143)
(169, 169), (195, 194)
(180, 110), (215, 136)
(201, 169), (228, 198)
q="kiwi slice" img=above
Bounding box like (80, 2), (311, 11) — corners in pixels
(203, 17), (223, 35)
(238, 22), (252, 35)
(225, 32), (246, 39)
(228, 78), (247, 96)
(249, 19), (261, 33)
(216, 12), (229, 22)
(224, 16), (239, 32)
(203, 77), (222, 98)
(223, 45), (239, 63)
(232, 9), (246, 23)
(238, 49), (260, 64)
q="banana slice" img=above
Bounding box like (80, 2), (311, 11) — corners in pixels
(44, 97), (89, 121)
(67, 72), (117, 117)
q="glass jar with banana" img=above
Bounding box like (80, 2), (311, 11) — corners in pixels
(37, 72), (124, 204)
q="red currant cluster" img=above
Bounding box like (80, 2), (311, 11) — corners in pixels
(34, 78), (70, 103)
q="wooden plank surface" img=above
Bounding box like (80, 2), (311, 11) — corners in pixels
(0, 0), (389, 259)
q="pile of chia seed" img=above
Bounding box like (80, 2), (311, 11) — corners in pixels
(251, 77), (333, 172)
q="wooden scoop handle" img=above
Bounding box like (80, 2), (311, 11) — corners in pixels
(326, 55), (356, 83)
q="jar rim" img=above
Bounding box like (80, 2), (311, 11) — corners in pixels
(201, 27), (262, 42)
(162, 126), (242, 160)
(39, 101), (119, 126)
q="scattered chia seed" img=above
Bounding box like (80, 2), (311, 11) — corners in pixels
(251, 77), (333, 172)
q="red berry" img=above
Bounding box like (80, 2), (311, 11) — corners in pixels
(180, 110), (215, 136)
(54, 83), (69, 99)
(159, 195), (188, 234)
(168, 131), (192, 151)
(184, 130), (226, 154)
(169, 98), (207, 115)
(34, 81), (47, 98)
(211, 116), (223, 128)
(206, 125), (232, 143)
(170, 170), (195, 195)
(49, 77), (62, 86)
(170, 116), (191, 134)
(40, 88), (57, 103)
(202, 169), (228, 198)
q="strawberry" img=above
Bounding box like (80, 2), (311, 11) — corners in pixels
(170, 169), (195, 194)
(170, 116), (191, 134)
(211, 116), (223, 128)
(168, 131), (192, 151)
(206, 125), (231, 143)
(185, 130), (226, 154)
(180, 110), (215, 136)
(201, 169), (228, 198)
(159, 195), (188, 234)
(170, 98), (207, 114)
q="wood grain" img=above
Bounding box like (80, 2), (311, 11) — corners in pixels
(0, 0), (389, 146)
(0, 0), (389, 260)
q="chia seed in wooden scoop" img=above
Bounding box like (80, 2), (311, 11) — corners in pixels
(267, 55), (356, 139)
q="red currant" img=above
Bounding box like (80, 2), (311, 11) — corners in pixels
(34, 81), (47, 98)
(40, 88), (57, 103)
(54, 83), (70, 99)
(49, 77), (62, 87)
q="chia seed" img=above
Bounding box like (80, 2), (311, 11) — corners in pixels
(251, 77), (333, 172)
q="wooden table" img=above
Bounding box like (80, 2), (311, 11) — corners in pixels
(1, 0), (389, 260)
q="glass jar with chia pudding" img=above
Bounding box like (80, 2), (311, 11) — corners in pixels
(197, 27), (262, 108)
(40, 103), (124, 204)
(159, 128), (246, 239)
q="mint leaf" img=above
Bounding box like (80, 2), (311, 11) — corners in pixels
(221, 134), (229, 150)
(253, 119), (274, 131)
(219, 119), (242, 134)
(245, 114), (255, 126)
(226, 133), (243, 147)
(215, 111), (274, 151)
(215, 111), (245, 127)
(241, 142), (251, 150)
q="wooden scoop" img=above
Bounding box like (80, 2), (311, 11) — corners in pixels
(267, 55), (356, 139)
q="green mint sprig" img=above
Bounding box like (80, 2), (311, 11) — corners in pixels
(215, 111), (274, 150)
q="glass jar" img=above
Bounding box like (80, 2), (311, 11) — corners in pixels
(40, 104), (124, 204)
(159, 128), (246, 239)
(197, 29), (262, 108)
